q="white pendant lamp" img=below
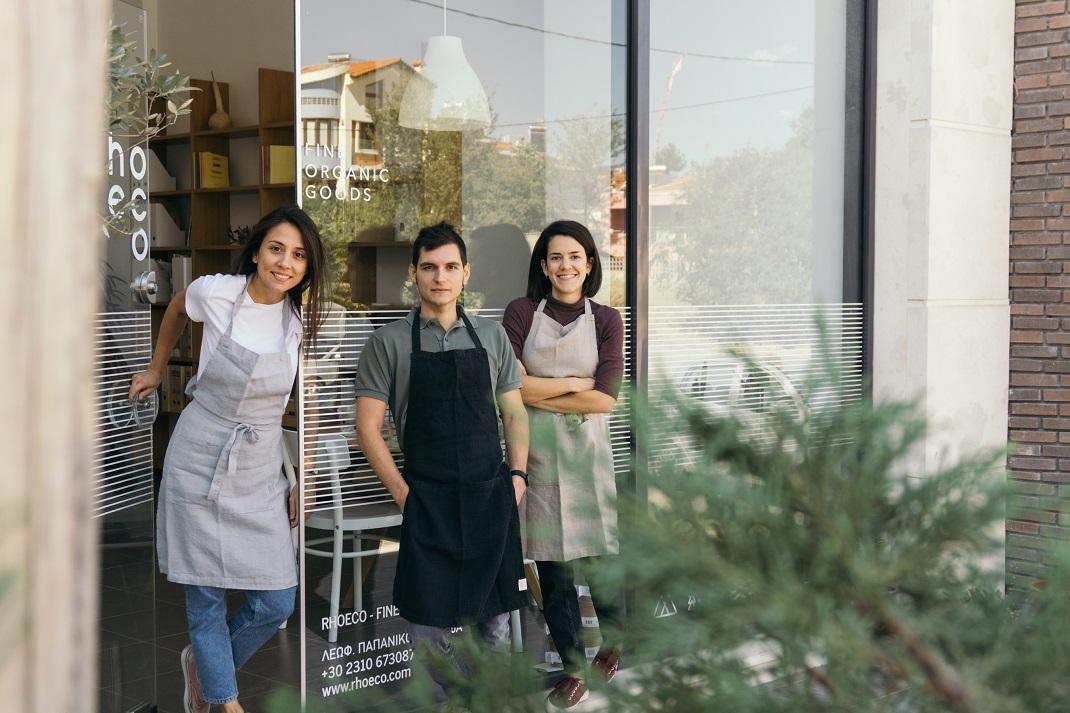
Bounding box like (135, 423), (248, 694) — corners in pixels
(398, 0), (491, 131)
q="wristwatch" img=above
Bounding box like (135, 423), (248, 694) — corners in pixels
(510, 469), (529, 484)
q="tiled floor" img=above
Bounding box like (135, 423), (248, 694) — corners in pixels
(98, 521), (562, 713)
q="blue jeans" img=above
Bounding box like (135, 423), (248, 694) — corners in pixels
(184, 585), (297, 704)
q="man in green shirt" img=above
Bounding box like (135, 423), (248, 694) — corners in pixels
(354, 222), (529, 696)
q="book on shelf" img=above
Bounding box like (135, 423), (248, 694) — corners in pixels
(170, 325), (193, 360)
(163, 365), (194, 412)
(195, 151), (230, 189)
(171, 256), (192, 292)
(181, 366), (193, 408)
(261, 145), (296, 185)
(166, 365), (183, 413)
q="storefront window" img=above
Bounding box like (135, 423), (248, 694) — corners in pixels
(92, 1), (868, 709)
(645, 0), (863, 467)
(299, 1), (626, 707)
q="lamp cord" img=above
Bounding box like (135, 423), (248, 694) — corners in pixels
(443, 0), (447, 35)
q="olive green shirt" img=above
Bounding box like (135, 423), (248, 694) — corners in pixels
(354, 309), (522, 450)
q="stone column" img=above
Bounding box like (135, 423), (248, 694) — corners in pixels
(873, 0), (1013, 475)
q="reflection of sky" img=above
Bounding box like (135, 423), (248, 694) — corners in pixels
(301, 0), (624, 144)
(651, 0), (819, 162)
(300, 0), (825, 164)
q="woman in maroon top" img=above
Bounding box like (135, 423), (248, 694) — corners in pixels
(502, 220), (624, 710)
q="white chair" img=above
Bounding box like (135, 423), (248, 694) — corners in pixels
(282, 429), (402, 644)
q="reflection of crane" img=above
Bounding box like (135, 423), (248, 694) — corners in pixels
(654, 54), (685, 159)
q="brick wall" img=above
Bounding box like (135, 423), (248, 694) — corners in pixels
(1008, 0), (1070, 588)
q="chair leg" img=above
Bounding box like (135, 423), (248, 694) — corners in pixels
(354, 533), (363, 615)
(509, 609), (523, 653)
(330, 526), (343, 643)
(525, 561), (543, 610)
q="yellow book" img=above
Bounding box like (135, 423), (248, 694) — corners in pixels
(198, 151), (229, 189)
(267, 145), (295, 185)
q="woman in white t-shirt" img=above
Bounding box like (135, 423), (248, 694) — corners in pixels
(128, 205), (327, 713)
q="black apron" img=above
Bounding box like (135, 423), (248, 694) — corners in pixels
(394, 307), (527, 627)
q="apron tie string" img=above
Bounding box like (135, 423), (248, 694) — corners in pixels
(207, 423), (261, 502)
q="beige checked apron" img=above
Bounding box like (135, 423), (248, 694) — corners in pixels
(520, 299), (618, 561)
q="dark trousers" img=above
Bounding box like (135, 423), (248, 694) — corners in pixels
(536, 558), (619, 674)
(409, 614), (511, 697)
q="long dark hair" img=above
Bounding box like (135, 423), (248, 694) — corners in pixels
(526, 220), (603, 301)
(235, 205), (328, 350)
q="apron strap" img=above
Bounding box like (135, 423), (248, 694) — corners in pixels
(223, 275), (253, 339)
(583, 298), (592, 316)
(410, 308), (422, 353)
(280, 294), (294, 352)
(535, 299), (547, 314)
(410, 306), (485, 352)
(457, 305), (484, 350)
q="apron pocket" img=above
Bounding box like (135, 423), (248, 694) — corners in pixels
(163, 495), (224, 577)
(405, 479), (463, 558)
(219, 500), (295, 581)
(459, 474), (512, 549)
(521, 482), (564, 550)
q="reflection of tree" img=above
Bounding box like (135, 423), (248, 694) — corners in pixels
(654, 142), (687, 173)
(302, 80), (552, 309)
(546, 115), (624, 233)
(301, 82), (622, 310)
(463, 139), (546, 234)
(656, 106), (814, 305)
(307, 193), (397, 308)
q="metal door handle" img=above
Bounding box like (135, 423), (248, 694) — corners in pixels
(107, 391), (158, 430)
(130, 270), (158, 304)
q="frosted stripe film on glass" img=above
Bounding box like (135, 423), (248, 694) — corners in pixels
(302, 307), (634, 513)
(646, 303), (863, 463)
(94, 311), (155, 518)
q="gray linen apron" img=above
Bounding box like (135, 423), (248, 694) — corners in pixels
(520, 299), (618, 561)
(157, 277), (298, 589)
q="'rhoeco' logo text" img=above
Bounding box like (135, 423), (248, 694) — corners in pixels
(106, 135), (149, 261)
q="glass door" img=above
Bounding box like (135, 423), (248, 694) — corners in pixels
(97, 2), (160, 711)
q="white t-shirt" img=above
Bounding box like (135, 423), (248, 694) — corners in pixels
(184, 274), (303, 382)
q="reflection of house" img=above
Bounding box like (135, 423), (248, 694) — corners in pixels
(300, 54), (416, 172)
(610, 165), (690, 267)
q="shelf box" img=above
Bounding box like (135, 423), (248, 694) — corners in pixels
(149, 149), (177, 191)
(150, 206), (186, 247)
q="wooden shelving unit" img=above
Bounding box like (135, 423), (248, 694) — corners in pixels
(149, 68), (296, 278)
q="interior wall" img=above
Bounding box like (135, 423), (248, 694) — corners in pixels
(152, 0), (293, 127)
(149, 0), (294, 225)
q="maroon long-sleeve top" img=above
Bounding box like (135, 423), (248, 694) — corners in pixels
(501, 295), (625, 399)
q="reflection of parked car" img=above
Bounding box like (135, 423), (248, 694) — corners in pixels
(649, 346), (806, 467)
(677, 354), (804, 422)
